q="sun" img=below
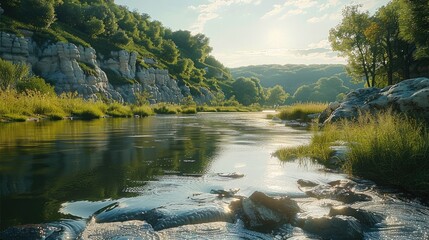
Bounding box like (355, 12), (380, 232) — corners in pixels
(265, 28), (287, 48)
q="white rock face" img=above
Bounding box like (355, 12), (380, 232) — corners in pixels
(320, 78), (429, 124)
(0, 31), (217, 104)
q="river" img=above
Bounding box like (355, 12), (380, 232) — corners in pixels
(0, 112), (428, 239)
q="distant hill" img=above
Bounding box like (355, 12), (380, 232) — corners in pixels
(230, 64), (363, 96)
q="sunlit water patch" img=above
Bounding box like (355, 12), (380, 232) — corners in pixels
(1, 112), (428, 239)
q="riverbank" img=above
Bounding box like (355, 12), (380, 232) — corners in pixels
(0, 90), (260, 122)
(275, 111), (429, 200)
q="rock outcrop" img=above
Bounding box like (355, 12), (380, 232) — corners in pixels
(320, 78), (429, 124)
(0, 31), (214, 104)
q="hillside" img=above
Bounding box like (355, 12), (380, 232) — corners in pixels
(230, 64), (363, 103)
(0, 0), (232, 104)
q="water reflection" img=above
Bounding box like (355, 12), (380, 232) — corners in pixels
(0, 116), (220, 229)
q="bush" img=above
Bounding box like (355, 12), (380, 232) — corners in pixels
(16, 76), (55, 95)
(0, 59), (30, 90)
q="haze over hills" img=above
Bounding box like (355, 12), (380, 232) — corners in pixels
(231, 64), (363, 103)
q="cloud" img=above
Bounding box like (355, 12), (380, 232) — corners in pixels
(308, 39), (331, 49)
(189, 0), (261, 33)
(320, 0), (340, 11)
(307, 14), (328, 23)
(261, 0), (317, 20)
(212, 47), (345, 67)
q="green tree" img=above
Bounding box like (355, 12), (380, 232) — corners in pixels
(20, 0), (56, 29)
(399, 0), (429, 58)
(266, 85), (288, 106)
(232, 77), (259, 106)
(292, 85), (313, 102)
(84, 17), (105, 38)
(56, 0), (83, 27)
(111, 30), (131, 45)
(329, 5), (380, 87)
(160, 39), (179, 64)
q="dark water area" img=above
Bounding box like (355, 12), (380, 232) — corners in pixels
(0, 112), (428, 239)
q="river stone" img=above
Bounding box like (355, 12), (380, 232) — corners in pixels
(300, 216), (363, 240)
(320, 78), (429, 124)
(237, 191), (300, 232)
(297, 179), (319, 188)
(304, 179), (372, 204)
(329, 206), (383, 227)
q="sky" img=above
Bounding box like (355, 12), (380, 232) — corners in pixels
(115, 0), (390, 68)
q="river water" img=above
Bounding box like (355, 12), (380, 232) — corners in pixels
(0, 112), (428, 239)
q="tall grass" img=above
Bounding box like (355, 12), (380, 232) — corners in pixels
(275, 111), (429, 195)
(276, 102), (327, 121)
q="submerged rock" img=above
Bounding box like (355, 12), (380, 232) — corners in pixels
(329, 206), (383, 227)
(299, 216), (364, 240)
(0, 220), (86, 240)
(232, 191), (300, 232)
(217, 172), (245, 178)
(319, 78), (429, 124)
(304, 179), (372, 204)
(297, 179), (319, 188)
(210, 188), (240, 198)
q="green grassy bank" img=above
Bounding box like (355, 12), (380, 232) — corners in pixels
(275, 111), (429, 197)
(275, 103), (328, 121)
(0, 90), (262, 122)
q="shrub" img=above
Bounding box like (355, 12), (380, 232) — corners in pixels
(16, 76), (55, 95)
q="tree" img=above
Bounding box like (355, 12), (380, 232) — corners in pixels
(399, 0), (429, 58)
(232, 77), (259, 106)
(111, 30), (131, 45)
(266, 85), (288, 106)
(160, 39), (179, 64)
(20, 0), (56, 29)
(56, 0), (83, 27)
(329, 5), (380, 87)
(84, 17), (105, 38)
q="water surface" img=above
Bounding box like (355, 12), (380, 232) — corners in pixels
(1, 112), (428, 239)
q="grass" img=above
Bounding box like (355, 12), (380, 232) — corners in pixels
(276, 102), (327, 121)
(132, 105), (153, 117)
(153, 103), (180, 114)
(78, 61), (98, 77)
(275, 111), (429, 196)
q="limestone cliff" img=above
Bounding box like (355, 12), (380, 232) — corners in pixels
(0, 31), (214, 104)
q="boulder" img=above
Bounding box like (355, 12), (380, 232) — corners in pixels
(304, 179), (372, 204)
(299, 216), (363, 240)
(297, 179), (318, 188)
(320, 78), (429, 124)
(329, 206), (383, 227)
(234, 191), (300, 232)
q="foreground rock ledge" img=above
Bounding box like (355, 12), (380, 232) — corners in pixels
(319, 77), (429, 124)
